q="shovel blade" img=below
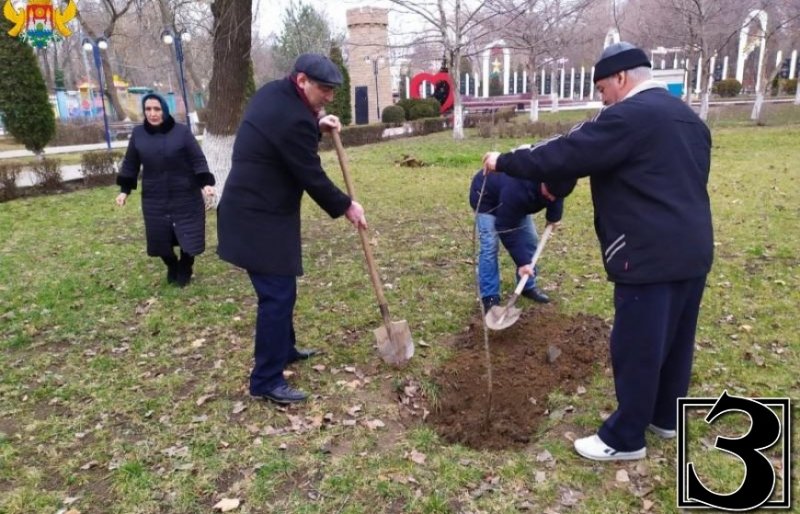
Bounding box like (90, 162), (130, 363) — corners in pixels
(374, 320), (414, 366)
(485, 304), (522, 331)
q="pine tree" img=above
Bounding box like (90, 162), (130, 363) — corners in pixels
(326, 45), (352, 125)
(0, 18), (56, 154)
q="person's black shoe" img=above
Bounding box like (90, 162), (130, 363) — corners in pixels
(288, 348), (320, 363)
(481, 295), (501, 312)
(166, 262), (178, 284)
(256, 384), (308, 405)
(176, 256), (194, 287)
(521, 287), (550, 303)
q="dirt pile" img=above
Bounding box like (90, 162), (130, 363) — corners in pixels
(426, 305), (610, 450)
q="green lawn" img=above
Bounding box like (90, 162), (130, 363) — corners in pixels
(1, 107), (799, 513)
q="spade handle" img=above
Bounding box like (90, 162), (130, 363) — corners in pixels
(331, 131), (394, 334)
(512, 223), (554, 295)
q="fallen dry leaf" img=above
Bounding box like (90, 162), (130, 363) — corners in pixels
(409, 449), (427, 464)
(616, 469), (630, 482)
(232, 401), (247, 414)
(213, 498), (241, 512)
(190, 338), (206, 348)
(196, 394), (214, 406)
(643, 499), (654, 511)
(364, 419), (385, 430)
(535, 471), (546, 483)
(312, 364), (326, 372)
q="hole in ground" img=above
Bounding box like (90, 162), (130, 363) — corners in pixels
(426, 304), (610, 450)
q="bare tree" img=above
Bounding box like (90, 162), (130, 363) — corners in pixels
(386, 0), (525, 139)
(77, 0), (138, 121)
(495, 0), (597, 121)
(203, 0), (252, 202)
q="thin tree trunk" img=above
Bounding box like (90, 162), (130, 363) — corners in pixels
(795, 80), (800, 105)
(39, 48), (54, 91)
(684, 60), (694, 107)
(204, 0), (252, 203)
(100, 52), (127, 121)
(451, 50), (464, 140)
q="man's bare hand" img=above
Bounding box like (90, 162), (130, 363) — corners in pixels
(482, 151), (500, 174)
(319, 114), (342, 133)
(345, 200), (367, 229)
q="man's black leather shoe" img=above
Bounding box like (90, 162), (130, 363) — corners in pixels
(257, 384), (308, 405)
(289, 348), (319, 363)
(521, 287), (550, 304)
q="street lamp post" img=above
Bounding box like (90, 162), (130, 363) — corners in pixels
(82, 37), (112, 150)
(365, 56), (384, 121)
(162, 28), (192, 133)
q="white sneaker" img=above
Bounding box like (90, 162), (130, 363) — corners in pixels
(573, 434), (646, 461)
(647, 424), (677, 439)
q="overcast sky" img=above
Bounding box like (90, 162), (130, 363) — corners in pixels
(254, 0), (424, 43)
(255, 0), (390, 38)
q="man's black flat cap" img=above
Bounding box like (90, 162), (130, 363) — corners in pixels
(293, 53), (343, 87)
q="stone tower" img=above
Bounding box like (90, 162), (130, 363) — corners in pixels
(346, 7), (392, 125)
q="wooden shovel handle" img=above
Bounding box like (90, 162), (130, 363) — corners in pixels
(331, 131), (393, 328)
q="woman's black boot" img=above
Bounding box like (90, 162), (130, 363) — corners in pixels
(176, 251), (195, 287)
(161, 254), (179, 284)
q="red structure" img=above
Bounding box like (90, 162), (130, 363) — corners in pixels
(409, 71), (454, 113)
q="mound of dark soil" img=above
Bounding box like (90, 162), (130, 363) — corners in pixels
(426, 304), (610, 450)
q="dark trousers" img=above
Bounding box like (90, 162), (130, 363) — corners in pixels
(247, 272), (299, 394)
(598, 276), (707, 451)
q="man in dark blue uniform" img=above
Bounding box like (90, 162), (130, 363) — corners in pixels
(483, 42), (713, 461)
(217, 54), (367, 405)
(468, 170), (576, 310)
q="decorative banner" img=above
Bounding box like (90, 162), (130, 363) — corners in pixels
(3, 0), (77, 49)
(409, 71), (454, 113)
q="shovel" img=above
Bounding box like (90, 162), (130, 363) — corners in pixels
(485, 223), (554, 331)
(331, 131), (414, 366)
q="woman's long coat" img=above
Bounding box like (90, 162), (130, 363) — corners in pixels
(119, 123), (210, 257)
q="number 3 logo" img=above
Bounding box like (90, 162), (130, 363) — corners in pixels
(678, 391), (791, 511)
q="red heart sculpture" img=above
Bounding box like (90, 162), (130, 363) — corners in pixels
(409, 71), (454, 113)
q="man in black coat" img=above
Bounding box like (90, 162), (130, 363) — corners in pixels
(217, 54), (367, 405)
(484, 42), (713, 461)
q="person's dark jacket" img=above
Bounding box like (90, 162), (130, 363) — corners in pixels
(118, 116), (213, 257)
(216, 78), (352, 276)
(469, 171), (568, 266)
(495, 86), (713, 284)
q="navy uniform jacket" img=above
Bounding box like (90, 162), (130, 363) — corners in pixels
(119, 119), (211, 257)
(217, 78), (352, 276)
(496, 86), (713, 284)
(469, 171), (567, 266)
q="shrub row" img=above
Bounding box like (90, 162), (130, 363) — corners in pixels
(81, 151), (122, 186)
(0, 151), (121, 202)
(713, 79), (742, 98)
(51, 122), (107, 146)
(319, 117), (449, 152)
(476, 119), (574, 139)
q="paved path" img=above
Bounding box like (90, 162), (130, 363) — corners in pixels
(16, 164), (84, 188)
(0, 140), (130, 159)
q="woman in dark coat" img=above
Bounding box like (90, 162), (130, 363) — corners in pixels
(115, 93), (215, 286)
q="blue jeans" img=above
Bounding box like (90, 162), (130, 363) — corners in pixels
(476, 212), (538, 299)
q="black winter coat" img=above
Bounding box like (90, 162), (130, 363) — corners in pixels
(216, 78), (352, 276)
(118, 118), (212, 257)
(496, 86), (713, 284)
